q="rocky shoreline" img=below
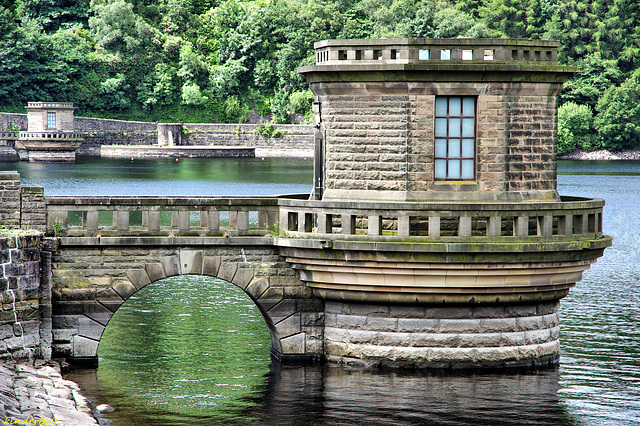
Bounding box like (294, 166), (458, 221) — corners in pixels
(0, 360), (98, 426)
(558, 149), (640, 161)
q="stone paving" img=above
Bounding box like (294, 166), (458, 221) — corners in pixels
(0, 360), (97, 426)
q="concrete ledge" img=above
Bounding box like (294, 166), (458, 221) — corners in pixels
(101, 145), (255, 159)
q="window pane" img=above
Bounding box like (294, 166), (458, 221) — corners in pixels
(448, 139), (460, 157)
(435, 118), (447, 137)
(435, 159), (447, 179)
(448, 160), (461, 179)
(441, 49), (451, 60)
(462, 118), (475, 137)
(435, 139), (447, 157)
(435, 98), (447, 116)
(419, 49), (430, 60)
(463, 97), (475, 116)
(448, 118), (461, 137)
(449, 97), (461, 116)
(461, 160), (475, 179)
(462, 139), (475, 157)
(462, 50), (473, 60)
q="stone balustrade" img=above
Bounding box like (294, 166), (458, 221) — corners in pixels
(45, 194), (605, 244)
(0, 131), (19, 140)
(19, 132), (83, 140)
(45, 196), (294, 237)
(279, 196), (604, 242)
(26, 102), (74, 109)
(314, 38), (558, 66)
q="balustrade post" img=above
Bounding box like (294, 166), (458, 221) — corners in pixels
(317, 213), (331, 234)
(178, 211), (190, 232)
(459, 216), (472, 237)
(237, 211), (249, 233)
(229, 211), (238, 228)
(488, 216), (501, 237)
(86, 211), (98, 235)
(148, 211), (160, 232)
(279, 210), (289, 233)
(428, 216), (441, 237)
(398, 216), (410, 237)
(540, 215), (553, 237)
(200, 211), (208, 229)
(368, 215), (382, 236)
(515, 216), (528, 237)
(341, 214), (355, 235)
(117, 211), (129, 232)
(208, 210), (220, 232)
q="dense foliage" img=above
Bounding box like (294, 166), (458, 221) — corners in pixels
(0, 0), (639, 150)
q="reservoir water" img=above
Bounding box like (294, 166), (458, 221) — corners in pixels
(2, 158), (639, 425)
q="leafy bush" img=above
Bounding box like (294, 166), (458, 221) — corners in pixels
(289, 90), (313, 115)
(557, 102), (597, 154)
(595, 69), (640, 151)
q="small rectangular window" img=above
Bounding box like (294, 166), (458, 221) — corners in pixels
(440, 49), (451, 60)
(483, 50), (494, 61)
(512, 50), (519, 60)
(338, 50), (347, 60)
(373, 49), (382, 60)
(462, 50), (473, 60)
(419, 49), (430, 60)
(390, 49), (397, 60)
(47, 112), (56, 129)
(434, 96), (476, 181)
(356, 50), (362, 60)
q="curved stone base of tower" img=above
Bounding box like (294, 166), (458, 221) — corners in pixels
(323, 300), (560, 369)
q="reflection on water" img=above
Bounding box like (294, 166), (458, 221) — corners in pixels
(56, 159), (640, 425)
(558, 161), (640, 426)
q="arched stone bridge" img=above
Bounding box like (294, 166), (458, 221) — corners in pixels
(37, 190), (610, 368)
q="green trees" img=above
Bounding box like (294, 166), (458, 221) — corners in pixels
(557, 102), (597, 154)
(0, 0), (639, 140)
(595, 69), (640, 150)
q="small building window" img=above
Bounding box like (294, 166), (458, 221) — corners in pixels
(47, 112), (56, 129)
(462, 50), (473, 60)
(440, 49), (451, 60)
(434, 96), (476, 180)
(419, 49), (430, 60)
(483, 50), (494, 61)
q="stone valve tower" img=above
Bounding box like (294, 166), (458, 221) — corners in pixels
(275, 38), (613, 368)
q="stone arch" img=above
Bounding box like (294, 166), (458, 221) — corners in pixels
(62, 247), (318, 364)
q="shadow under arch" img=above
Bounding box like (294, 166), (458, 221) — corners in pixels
(65, 248), (314, 365)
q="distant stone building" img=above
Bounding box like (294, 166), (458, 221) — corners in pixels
(17, 102), (83, 162)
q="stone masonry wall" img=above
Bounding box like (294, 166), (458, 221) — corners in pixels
(0, 235), (51, 360)
(182, 123), (314, 153)
(50, 243), (323, 362)
(324, 300), (560, 368)
(317, 80), (562, 201)
(0, 173), (47, 231)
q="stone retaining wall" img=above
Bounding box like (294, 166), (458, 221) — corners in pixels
(324, 300), (560, 369)
(1, 113), (314, 156)
(182, 123), (314, 152)
(0, 234), (51, 361)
